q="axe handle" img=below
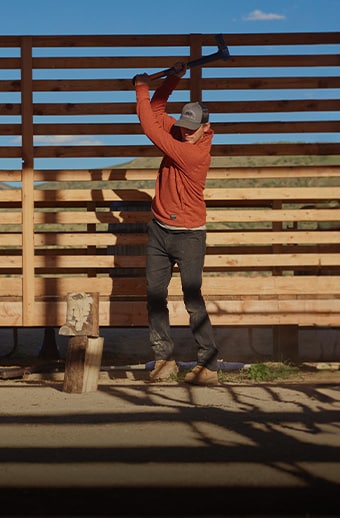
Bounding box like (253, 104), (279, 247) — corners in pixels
(148, 48), (230, 81)
(148, 67), (176, 81)
(132, 37), (230, 84)
(186, 49), (230, 69)
(132, 67), (174, 84)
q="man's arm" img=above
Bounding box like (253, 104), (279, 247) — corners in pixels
(150, 62), (187, 114)
(134, 62), (187, 119)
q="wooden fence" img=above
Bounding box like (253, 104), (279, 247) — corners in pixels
(0, 32), (339, 328)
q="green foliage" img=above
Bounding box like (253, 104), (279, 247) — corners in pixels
(217, 362), (300, 383)
(245, 362), (298, 382)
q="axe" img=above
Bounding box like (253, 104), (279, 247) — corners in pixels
(133, 34), (230, 83)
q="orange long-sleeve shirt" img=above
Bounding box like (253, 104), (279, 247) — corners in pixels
(136, 75), (213, 228)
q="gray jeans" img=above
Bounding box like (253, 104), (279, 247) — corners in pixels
(146, 219), (218, 370)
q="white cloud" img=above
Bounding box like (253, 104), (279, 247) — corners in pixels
(33, 135), (104, 145)
(10, 135), (105, 145)
(243, 9), (286, 21)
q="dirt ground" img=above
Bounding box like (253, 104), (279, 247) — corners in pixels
(0, 326), (339, 517)
(0, 361), (339, 518)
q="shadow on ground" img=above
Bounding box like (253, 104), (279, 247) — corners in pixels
(0, 379), (339, 517)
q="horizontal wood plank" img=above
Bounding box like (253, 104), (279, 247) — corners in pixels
(0, 298), (339, 327)
(28, 186), (340, 203)
(2, 230), (338, 248)
(30, 230), (340, 247)
(31, 54), (340, 70)
(31, 166), (340, 182)
(30, 208), (340, 225)
(1, 252), (338, 270)
(33, 120), (340, 136)
(32, 99), (340, 117)
(1, 275), (340, 299)
(32, 143), (340, 158)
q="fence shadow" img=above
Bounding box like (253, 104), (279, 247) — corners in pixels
(0, 381), (339, 516)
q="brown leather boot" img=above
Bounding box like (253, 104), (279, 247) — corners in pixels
(149, 360), (179, 382)
(184, 365), (219, 386)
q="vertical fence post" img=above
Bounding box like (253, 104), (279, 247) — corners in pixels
(21, 36), (35, 326)
(189, 33), (203, 102)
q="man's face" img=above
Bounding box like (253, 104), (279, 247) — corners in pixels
(179, 124), (205, 144)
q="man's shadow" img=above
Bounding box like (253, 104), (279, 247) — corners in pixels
(89, 169), (151, 278)
(108, 196), (151, 278)
(88, 169), (153, 363)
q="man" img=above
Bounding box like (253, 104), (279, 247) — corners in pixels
(134, 62), (219, 385)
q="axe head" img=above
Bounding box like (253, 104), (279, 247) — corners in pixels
(215, 34), (230, 60)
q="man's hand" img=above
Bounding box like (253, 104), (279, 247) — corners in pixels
(133, 73), (151, 87)
(133, 61), (186, 86)
(172, 61), (187, 78)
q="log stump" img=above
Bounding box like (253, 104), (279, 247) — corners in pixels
(60, 292), (104, 393)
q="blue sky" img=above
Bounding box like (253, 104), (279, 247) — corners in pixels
(0, 0), (339, 35)
(0, 0), (339, 171)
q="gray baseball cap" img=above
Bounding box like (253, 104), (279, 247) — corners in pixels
(174, 102), (209, 131)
